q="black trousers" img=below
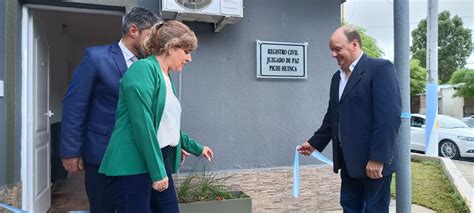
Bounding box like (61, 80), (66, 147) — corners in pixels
(150, 146), (179, 213)
(106, 146), (179, 213)
(338, 148), (393, 213)
(84, 164), (116, 213)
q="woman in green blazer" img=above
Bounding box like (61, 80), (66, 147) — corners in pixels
(99, 20), (214, 213)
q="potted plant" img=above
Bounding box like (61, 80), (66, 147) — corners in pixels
(176, 166), (252, 213)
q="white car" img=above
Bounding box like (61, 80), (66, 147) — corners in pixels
(462, 115), (474, 127)
(410, 114), (474, 159)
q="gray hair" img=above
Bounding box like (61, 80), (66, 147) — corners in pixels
(342, 26), (363, 48)
(122, 7), (161, 35)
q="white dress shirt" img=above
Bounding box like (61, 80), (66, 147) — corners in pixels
(338, 52), (364, 100)
(118, 39), (137, 68)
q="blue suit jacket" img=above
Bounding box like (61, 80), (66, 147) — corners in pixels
(308, 54), (402, 178)
(60, 43), (128, 166)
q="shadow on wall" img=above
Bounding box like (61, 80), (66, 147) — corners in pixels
(51, 122), (68, 182)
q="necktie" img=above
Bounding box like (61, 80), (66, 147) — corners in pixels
(130, 56), (138, 63)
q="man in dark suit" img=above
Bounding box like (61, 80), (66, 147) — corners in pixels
(60, 7), (160, 213)
(298, 26), (401, 212)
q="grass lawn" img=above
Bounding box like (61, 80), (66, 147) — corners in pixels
(391, 160), (469, 213)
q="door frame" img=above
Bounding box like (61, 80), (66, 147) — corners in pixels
(20, 4), (124, 211)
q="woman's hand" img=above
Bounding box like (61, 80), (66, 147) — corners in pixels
(181, 149), (191, 166)
(152, 177), (169, 192)
(201, 146), (214, 161)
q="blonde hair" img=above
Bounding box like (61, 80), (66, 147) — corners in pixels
(144, 20), (198, 56)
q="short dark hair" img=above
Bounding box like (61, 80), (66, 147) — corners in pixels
(122, 7), (161, 35)
(342, 26), (363, 48)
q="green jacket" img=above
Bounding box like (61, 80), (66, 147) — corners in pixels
(99, 55), (204, 182)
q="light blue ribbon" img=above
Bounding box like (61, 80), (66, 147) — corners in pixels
(425, 83), (438, 154)
(293, 146), (334, 198)
(400, 112), (411, 119)
(293, 148), (300, 198)
(0, 203), (28, 213)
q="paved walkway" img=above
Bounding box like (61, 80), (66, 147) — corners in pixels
(47, 158), (473, 212)
(452, 159), (474, 189)
(326, 200), (434, 213)
(48, 171), (88, 213)
(388, 201), (434, 213)
(49, 170), (436, 213)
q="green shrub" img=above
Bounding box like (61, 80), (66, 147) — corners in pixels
(177, 166), (249, 203)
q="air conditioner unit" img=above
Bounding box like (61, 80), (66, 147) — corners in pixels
(160, 0), (243, 32)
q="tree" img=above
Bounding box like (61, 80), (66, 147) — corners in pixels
(410, 59), (427, 96)
(449, 68), (474, 98)
(344, 23), (385, 58)
(411, 10), (473, 83)
(359, 27), (385, 58)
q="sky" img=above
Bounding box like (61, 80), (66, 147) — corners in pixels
(343, 0), (474, 68)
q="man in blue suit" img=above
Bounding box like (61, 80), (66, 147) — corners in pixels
(298, 26), (401, 212)
(60, 7), (160, 213)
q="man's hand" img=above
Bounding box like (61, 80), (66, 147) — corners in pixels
(181, 149), (191, 166)
(297, 141), (315, 156)
(366, 160), (384, 179)
(201, 146), (214, 161)
(62, 157), (84, 173)
(152, 177), (169, 192)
